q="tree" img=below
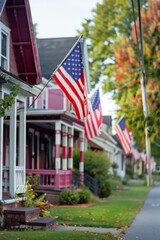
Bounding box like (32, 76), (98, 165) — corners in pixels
(79, 0), (160, 160)
(79, 0), (147, 88)
(112, 0), (160, 151)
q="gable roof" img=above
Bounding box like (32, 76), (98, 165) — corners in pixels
(0, 0), (42, 85)
(37, 37), (79, 80)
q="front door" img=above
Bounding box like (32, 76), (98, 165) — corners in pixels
(28, 129), (39, 169)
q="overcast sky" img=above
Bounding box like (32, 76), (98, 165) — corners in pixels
(29, 0), (117, 119)
(29, 0), (102, 38)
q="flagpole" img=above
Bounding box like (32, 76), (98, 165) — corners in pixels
(29, 35), (84, 109)
(116, 114), (125, 125)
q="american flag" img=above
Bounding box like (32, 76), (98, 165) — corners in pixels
(52, 41), (89, 120)
(85, 89), (102, 140)
(131, 142), (140, 160)
(115, 117), (132, 155)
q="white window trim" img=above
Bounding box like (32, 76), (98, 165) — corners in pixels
(0, 22), (10, 71)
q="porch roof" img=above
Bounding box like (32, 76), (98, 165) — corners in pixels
(89, 135), (123, 154)
(26, 109), (84, 127)
(0, 67), (40, 96)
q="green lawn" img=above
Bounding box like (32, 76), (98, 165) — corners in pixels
(0, 230), (118, 240)
(50, 181), (151, 228)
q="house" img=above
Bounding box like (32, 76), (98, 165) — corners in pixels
(26, 37), (90, 191)
(0, 0), (42, 202)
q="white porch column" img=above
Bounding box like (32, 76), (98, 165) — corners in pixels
(9, 99), (17, 198)
(79, 131), (84, 187)
(19, 102), (26, 166)
(62, 125), (68, 170)
(19, 101), (26, 188)
(0, 90), (4, 200)
(68, 127), (73, 169)
(55, 121), (61, 171)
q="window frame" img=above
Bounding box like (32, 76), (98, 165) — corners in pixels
(0, 22), (10, 71)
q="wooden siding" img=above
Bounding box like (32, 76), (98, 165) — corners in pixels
(48, 88), (64, 110)
(36, 93), (43, 109)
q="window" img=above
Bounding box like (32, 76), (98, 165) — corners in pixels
(0, 22), (10, 71)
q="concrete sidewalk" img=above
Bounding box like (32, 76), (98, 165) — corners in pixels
(54, 224), (122, 235)
(121, 182), (160, 240)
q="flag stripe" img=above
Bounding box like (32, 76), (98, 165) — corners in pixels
(115, 124), (131, 155)
(85, 89), (102, 140)
(60, 67), (85, 105)
(53, 66), (88, 120)
(53, 73), (82, 119)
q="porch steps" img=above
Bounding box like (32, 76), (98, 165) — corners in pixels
(3, 207), (56, 229)
(27, 217), (56, 229)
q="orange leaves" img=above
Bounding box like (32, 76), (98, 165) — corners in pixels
(113, 37), (138, 84)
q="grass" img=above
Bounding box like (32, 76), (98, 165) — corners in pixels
(0, 230), (118, 240)
(0, 179), (151, 240)
(50, 180), (151, 228)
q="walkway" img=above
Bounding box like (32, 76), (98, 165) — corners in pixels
(54, 225), (122, 235)
(121, 181), (160, 240)
(55, 224), (122, 235)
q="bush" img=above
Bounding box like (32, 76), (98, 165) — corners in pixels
(98, 180), (112, 198)
(73, 150), (112, 198)
(83, 151), (111, 198)
(59, 189), (80, 205)
(78, 187), (92, 204)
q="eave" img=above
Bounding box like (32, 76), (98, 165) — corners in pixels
(5, 0), (42, 85)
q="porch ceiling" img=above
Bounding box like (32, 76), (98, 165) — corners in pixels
(5, 0), (42, 85)
(27, 122), (55, 131)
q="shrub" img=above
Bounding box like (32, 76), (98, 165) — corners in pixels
(59, 189), (80, 205)
(78, 187), (92, 204)
(84, 150), (111, 198)
(126, 168), (134, 178)
(84, 151), (111, 179)
(98, 180), (112, 198)
(73, 148), (80, 170)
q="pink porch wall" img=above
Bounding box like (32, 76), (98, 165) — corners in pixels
(36, 93), (43, 109)
(48, 89), (64, 110)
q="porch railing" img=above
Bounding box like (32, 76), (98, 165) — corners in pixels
(26, 169), (73, 189)
(3, 166), (25, 194)
(15, 166), (25, 193)
(3, 166), (9, 192)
